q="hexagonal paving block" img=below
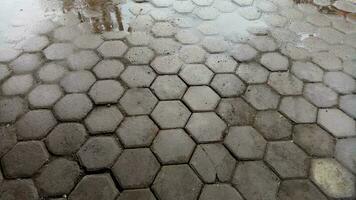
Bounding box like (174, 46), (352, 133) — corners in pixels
(151, 100), (191, 129)
(310, 159), (356, 199)
(239, 6), (261, 20)
(151, 22), (176, 37)
(323, 71), (356, 94)
(294, 124), (335, 157)
(119, 88), (158, 115)
(244, 84), (280, 110)
(268, 72), (303, 95)
(152, 129), (195, 164)
(125, 47), (154, 64)
(202, 37), (228, 53)
(211, 74), (245, 97)
(333, 46), (353, 62)
(225, 126), (267, 160)
(291, 61), (324, 82)
(60, 71), (96, 93)
(102, 32), (127, 40)
(183, 86), (220, 111)
(0, 126), (17, 157)
(303, 83), (338, 107)
(195, 7), (220, 20)
(2, 74), (33, 96)
(151, 75), (187, 100)
(279, 96), (317, 123)
(214, 0), (237, 12)
(179, 64), (213, 85)
(175, 29), (200, 44)
(232, 161), (280, 200)
(54, 94), (93, 121)
(20, 35), (49, 52)
(186, 112), (226, 143)
(120, 65), (156, 88)
(206, 54), (237, 73)
(30, 19), (57, 34)
(340, 94), (356, 119)
(93, 59), (124, 79)
(280, 43), (310, 60)
(249, 36), (277, 52)
(67, 50), (100, 70)
(35, 158), (81, 196)
(117, 189), (156, 200)
(277, 180), (328, 200)
(1, 141), (49, 178)
(190, 144), (235, 183)
(150, 54), (183, 74)
(260, 52), (289, 71)
(116, 116), (159, 148)
(199, 184), (243, 200)
(37, 63), (67, 83)
(46, 123), (87, 155)
(336, 138), (356, 174)
(98, 41), (128, 58)
(0, 47), (21, 62)
(69, 174), (119, 200)
(237, 62), (269, 84)
(317, 108), (356, 137)
(87, 81), (121, 103)
(84, 106), (123, 134)
(313, 52), (343, 71)
(301, 36), (329, 52)
(149, 38), (181, 55)
(0, 179), (39, 200)
(44, 43), (75, 60)
(216, 97), (256, 125)
(78, 136), (122, 171)
(0, 97), (26, 123)
(179, 45), (206, 63)
(126, 31), (152, 46)
(73, 34), (103, 49)
(112, 148), (160, 189)
(53, 25), (80, 41)
(15, 110), (57, 140)
(256, 1), (277, 12)
(265, 141), (309, 178)
(152, 165), (203, 200)
(289, 19), (310, 34)
(231, 44), (258, 62)
(28, 84), (63, 108)
(254, 110), (292, 140)
(10, 53), (43, 73)
(264, 14), (288, 27)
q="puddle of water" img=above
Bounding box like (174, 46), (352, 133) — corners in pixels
(213, 11), (268, 42)
(1, 0), (354, 49)
(0, 0), (131, 47)
(0, 0), (62, 47)
(63, 0), (129, 32)
(294, 0), (356, 17)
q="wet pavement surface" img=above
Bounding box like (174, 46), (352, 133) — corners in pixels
(0, 0), (356, 200)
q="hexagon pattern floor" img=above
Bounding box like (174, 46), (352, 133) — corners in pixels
(0, 0), (356, 200)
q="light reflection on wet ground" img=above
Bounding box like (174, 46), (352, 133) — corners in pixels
(0, 0), (355, 48)
(0, 0), (355, 199)
(0, 0), (62, 47)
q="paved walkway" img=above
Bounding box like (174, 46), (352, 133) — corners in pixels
(0, 0), (356, 199)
